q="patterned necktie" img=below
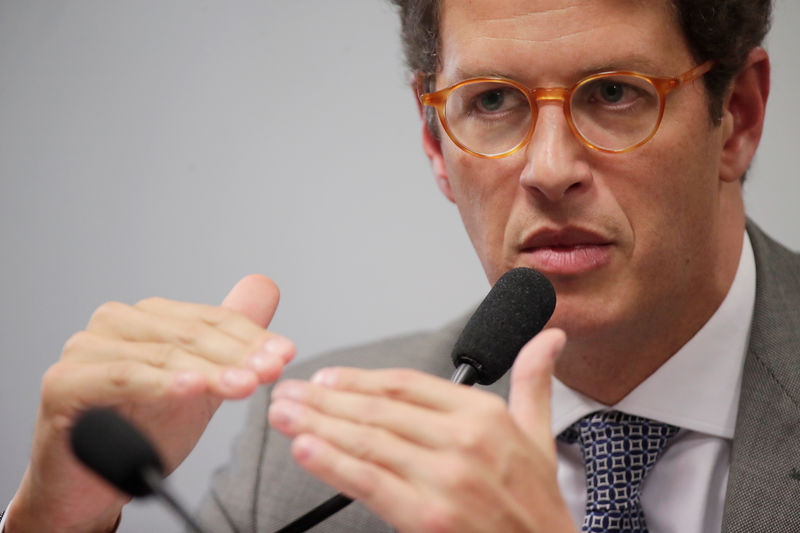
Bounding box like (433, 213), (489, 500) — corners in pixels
(559, 410), (680, 533)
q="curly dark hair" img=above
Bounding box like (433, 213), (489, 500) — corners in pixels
(390, 0), (772, 125)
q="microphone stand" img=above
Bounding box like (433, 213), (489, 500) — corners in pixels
(141, 467), (213, 533)
(274, 493), (353, 533)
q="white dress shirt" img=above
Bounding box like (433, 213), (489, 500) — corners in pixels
(0, 501), (9, 530)
(552, 231), (756, 533)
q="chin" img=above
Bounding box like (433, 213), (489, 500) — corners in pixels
(546, 298), (621, 341)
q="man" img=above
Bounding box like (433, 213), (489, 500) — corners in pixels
(3, 0), (796, 532)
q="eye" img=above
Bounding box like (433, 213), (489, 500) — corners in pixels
(578, 76), (654, 109)
(589, 80), (638, 105)
(448, 81), (528, 123)
(598, 81), (625, 103)
(477, 88), (506, 112)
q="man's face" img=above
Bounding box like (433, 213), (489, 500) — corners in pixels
(431, 0), (740, 347)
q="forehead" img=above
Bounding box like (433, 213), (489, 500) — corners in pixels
(438, 0), (691, 83)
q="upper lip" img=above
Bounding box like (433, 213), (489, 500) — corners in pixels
(519, 227), (612, 250)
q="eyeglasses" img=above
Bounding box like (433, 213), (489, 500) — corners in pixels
(418, 61), (714, 158)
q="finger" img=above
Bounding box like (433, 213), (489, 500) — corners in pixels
(134, 296), (270, 346)
(289, 433), (428, 532)
(271, 380), (458, 448)
(39, 360), (214, 418)
(133, 298), (295, 364)
(86, 302), (291, 371)
(221, 274), (280, 329)
(269, 398), (434, 479)
(307, 367), (487, 412)
(138, 276), (295, 366)
(288, 432), (527, 533)
(63, 332), (272, 395)
(508, 328), (566, 446)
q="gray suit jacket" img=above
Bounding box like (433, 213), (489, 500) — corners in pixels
(195, 222), (800, 533)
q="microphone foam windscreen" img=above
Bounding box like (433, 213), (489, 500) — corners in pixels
(70, 407), (163, 497)
(451, 268), (556, 385)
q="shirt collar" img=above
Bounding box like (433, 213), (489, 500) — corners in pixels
(551, 231), (756, 439)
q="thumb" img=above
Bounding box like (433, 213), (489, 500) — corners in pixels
(508, 328), (566, 447)
(221, 274), (281, 329)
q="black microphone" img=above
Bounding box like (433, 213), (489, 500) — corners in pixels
(70, 407), (214, 533)
(450, 267), (556, 385)
(276, 267), (556, 533)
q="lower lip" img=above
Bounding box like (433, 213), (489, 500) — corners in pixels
(520, 245), (612, 275)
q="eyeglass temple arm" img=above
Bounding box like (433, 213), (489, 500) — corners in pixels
(416, 74), (444, 107)
(679, 60), (715, 84)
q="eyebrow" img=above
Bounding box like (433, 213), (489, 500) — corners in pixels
(579, 57), (662, 76)
(451, 56), (664, 85)
(452, 67), (518, 81)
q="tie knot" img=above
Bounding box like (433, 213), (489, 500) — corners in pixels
(559, 411), (680, 533)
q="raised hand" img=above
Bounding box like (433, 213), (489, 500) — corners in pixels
(269, 328), (577, 533)
(7, 275), (295, 533)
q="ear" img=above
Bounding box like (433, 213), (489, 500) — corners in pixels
(415, 85), (455, 203)
(718, 47), (770, 183)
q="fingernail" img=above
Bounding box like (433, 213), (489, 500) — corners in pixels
(223, 368), (255, 389)
(270, 400), (302, 427)
(550, 328), (568, 361)
(311, 368), (336, 386)
(248, 352), (277, 374)
(264, 336), (295, 363)
(293, 434), (317, 461)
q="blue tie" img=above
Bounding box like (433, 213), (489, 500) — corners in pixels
(559, 411), (680, 533)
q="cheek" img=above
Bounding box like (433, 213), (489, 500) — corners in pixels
(615, 128), (722, 277)
(444, 150), (521, 280)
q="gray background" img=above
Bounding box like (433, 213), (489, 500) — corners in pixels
(0, 1), (797, 531)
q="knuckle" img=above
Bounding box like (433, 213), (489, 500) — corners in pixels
(348, 428), (379, 461)
(464, 397), (510, 443)
(355, 396), (384, 423)
(135, 296), (168, 309)
(88, 301), (126, 326)
(40, 362), (68, 394)
(389, 368), (420, 384)
(438, 456), (476, 492)
(479, 393), (509, 416)
(198, 305), (234, 327)
(149, 342), (178, 369)
(40, 362), (84, 416)
(175, 321), (204, 349)
(40, 364), (68, 414)
(452, 423), (487, 455)
(61, 331), (90, 358)
(349, 464), (381, 500)
(105, 361), (137, 390)
(380, 368), (420, 398)
(420, 501), (459, 533)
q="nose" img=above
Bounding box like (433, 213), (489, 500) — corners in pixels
(519, 101), (593, 203)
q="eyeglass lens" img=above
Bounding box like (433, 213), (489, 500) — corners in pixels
(443, 75), (662, 155)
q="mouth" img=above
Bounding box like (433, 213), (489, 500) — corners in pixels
(518, 228), (613, 276)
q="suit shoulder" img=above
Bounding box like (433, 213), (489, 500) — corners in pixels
(748, 221), (800, 288)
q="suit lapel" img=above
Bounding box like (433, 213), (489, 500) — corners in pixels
(722, 223), (800, 532)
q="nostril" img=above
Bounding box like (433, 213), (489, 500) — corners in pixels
(519, 145), (593, 203)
